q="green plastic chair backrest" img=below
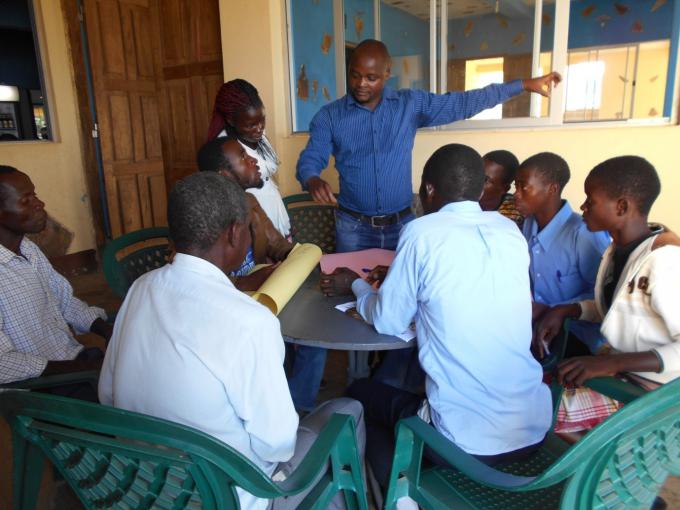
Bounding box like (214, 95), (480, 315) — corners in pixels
(388, 376), (680, 509)
(102, 227), (170, 298)
(0, 391), (367, 510)
(283, 193), (337, 254)
(547, 376), (680, 508)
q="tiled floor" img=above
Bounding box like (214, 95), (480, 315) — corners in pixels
(26, 269), (680, 508)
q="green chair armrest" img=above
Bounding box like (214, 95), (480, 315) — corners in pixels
(275, 413), (364, 496)
(584, 376), (647, 404)
(0, 370), (99, 391)
(390, 417), (546, 492)
(540, 319), (571, 373)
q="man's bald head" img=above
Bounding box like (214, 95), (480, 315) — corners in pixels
(350, 39), (391, 69)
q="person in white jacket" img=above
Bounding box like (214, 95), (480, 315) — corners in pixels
(536, 155), (680, 386)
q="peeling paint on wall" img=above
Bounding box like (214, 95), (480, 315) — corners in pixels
(297, 64), (309, 101)
(321, 32), (332, 55)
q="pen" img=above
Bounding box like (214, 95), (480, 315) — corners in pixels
(362, 268), (371, 273)
(556, 270), (562, 283)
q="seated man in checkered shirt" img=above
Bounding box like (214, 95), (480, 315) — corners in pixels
(0, 165), (112, 391)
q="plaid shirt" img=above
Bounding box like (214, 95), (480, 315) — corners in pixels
(0, 238), (106, 383)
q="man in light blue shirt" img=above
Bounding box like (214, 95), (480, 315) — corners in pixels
(326, 144), (552, 487)
(514, 153), (611, 355)
(294, 39), (561, 410)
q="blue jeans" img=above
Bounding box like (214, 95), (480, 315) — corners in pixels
(335, 209), (413, 252)
(335, 209), (420, 389)
(287, 338), (328, 412)
(287, 209), (416, 410)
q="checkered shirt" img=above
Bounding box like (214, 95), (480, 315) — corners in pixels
(0, 238), (106, 383)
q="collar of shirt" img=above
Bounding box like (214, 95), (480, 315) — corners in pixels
(527, 201), (573, 252)
(171, 253), (235, 289)
(0, 237), (35, 265)
(439, 200), (483, 215)
(345, 86), (399, 111)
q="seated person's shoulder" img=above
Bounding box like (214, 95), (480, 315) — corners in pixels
(653, 230), (680, 251)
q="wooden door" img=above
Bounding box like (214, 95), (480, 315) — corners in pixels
(84, 0), (167, 237)
(156, 0), (224, 191)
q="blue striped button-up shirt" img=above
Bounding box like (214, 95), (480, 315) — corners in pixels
(296, 81), (525, 215)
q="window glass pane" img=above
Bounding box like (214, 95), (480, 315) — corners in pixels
(565, 0), (674, 122)
(289, 0), (339, 132)
(0, 0), (52, 141)
(381, 0), (431, 91)
(446, 0), (551, 119)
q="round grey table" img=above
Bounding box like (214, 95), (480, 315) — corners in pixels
(279, 268), (414, 380)
(279, 268), (412, 350)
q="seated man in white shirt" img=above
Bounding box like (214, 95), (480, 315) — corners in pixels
(99, 172), (364, 510)
(0, 165), (111, 394)
(323, 144), (552, 488)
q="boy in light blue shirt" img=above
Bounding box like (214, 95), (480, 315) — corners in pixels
(324, 144), (551, 488)
(514, 152), (611, 355)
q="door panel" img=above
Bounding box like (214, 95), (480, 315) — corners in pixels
(84, 0), (166, 238)
(156, 0), (223, 191)
(83, 0), (221, 237)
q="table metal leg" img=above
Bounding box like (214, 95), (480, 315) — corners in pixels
(347, 350), (371, 383)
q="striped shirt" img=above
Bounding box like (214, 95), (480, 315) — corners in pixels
(296, 81), (525, 216)
(0, 238), (106, 383)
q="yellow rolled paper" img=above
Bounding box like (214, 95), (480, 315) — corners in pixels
(250, 243), (322, 315)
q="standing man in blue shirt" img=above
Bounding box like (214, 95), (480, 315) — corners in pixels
(296, 39), (561, 252)
(325, 144), (551, 488)
(289, 39), (561, 411)
(513, 152), (611, 356)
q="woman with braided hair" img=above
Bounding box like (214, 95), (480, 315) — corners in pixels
(207, 79), (291, 236)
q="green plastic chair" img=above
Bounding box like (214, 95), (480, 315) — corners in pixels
(384, 375), (672, 510)
(102, 227), (170, 298)
(0, 391), (368, 510)
(283, 193), (338, 254)
(0, 370), (99, 392)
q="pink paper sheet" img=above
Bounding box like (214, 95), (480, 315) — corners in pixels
(320, 248), (396, 278)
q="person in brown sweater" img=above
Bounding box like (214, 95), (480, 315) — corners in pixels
(197, 137), (293, 291)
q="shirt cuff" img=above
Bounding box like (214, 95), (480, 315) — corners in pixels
(507, 79), (525, 96)
(578, 300), (599, 323)
(652, 344), (680, 374)
(351, 278), (374, 299)
(75, 306), (107, 334)
(296, 167), (320, 190)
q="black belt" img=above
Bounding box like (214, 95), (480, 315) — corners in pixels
(338, 205), (412, 227)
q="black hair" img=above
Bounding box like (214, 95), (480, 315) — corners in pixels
(196, 136), (235, 174)
(483, 150), (520, 184)
(588, 156), (661, 215)
(167, 172), (248, 253)
(0, 165), (20, 206)
(423, 144), (484, 202)
(519, 152), (570, 191)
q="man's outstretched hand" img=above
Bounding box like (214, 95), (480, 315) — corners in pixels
(320, 267), (361, 297)
(306, 176), (337, 205)
(523, 72), (562, 98)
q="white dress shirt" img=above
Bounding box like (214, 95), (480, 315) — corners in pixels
(99, 254), (299, 510)
(352, 201), (551, 455)
(0, 238), (106, 383)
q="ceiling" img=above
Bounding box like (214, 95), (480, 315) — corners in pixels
(380, 0), (552, 20)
